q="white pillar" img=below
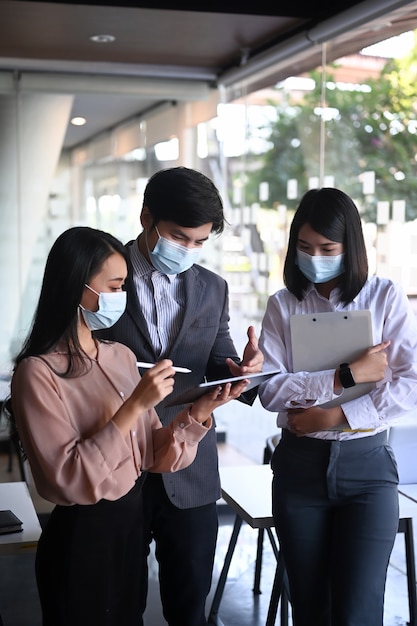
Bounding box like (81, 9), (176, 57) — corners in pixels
(0, 91), (73, 371)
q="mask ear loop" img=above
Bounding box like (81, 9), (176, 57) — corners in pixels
(144, 228), (151, 257)
(145, 223), (161, 257)
(80, 284), (100, 314)
(84, 284), (100, 296)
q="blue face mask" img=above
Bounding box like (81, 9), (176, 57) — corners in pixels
(80, 285), (127, 331)
(296, 249), (345, 284)
(147, 226), (201, 275)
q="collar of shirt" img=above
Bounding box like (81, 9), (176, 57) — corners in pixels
(303, 283), (361, 306)
(129, 237), (177, 283)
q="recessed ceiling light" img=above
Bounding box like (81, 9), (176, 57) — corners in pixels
(71, 116), (87, 126)
(90, 34), (116, 43)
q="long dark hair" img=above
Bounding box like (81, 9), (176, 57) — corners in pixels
(284, 188), (368, 304)
(14, 226), (128, 377)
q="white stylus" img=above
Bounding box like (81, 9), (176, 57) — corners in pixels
(136, 361), (191, 374)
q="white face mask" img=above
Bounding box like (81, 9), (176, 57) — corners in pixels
(79, 284), (127, 331)
(147, 226), (201, 275)
(296, 249), (345, 284)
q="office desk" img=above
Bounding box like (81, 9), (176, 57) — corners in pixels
(209, 465), (417, 626)
(0, 482), (42, 626)
(0, 482), (42, 555)
(399, 484), (417, 504)
(208, 465), (287, 626)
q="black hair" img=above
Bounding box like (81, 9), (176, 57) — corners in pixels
(14, 226), (128, 377)
(284, 188), (368, 304)
(143, 166), (225, 234)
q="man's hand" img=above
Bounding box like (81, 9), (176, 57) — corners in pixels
(226, 325), (264, 376)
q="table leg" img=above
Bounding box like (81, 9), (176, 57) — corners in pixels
(280, 569), (290, 626)
(208, 515), (243, 624)
(266, 552), (287, 626)
(254, 526), (280, 596)
(253, 528), (264, 594)
(400, 517), (417, 626)
(266, 527), (279, 560)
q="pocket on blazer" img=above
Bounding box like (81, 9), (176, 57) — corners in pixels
(190, 316), (219, 329)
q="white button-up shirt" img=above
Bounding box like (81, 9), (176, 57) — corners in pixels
(259, 276), (417, 440)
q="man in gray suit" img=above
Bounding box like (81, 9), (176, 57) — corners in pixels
(98, 166), (263, 626)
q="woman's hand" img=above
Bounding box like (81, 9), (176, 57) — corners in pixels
(287, 405), (347, 436)
(349, 340), (391, 384)
(189, 379), (249, 424)
(129, 359), (176, 412)
(112, 360), (176, 435)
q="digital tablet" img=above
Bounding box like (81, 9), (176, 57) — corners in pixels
(165, 370), (280, 407)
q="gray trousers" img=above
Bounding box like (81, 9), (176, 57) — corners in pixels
(272, 429), (399, 626)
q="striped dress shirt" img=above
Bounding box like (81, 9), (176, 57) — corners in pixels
(129, 239), (185, 358)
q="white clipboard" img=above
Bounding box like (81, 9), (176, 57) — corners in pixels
(290, 310), (375, 408)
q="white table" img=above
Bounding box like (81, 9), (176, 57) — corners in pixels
(0, 482), (42, 626)
(400, 484), (417, 504)
(0, 482), (42, 555)
(209, 465), (417, 626)
(208, 465), (287, 626)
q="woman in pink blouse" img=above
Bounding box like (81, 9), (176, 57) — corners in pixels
(10, 226), (248, 626)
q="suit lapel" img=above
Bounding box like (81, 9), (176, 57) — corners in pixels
(169, 265), (205, 355)
(124, 245), (156, 357)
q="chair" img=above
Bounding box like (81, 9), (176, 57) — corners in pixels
(1, 398), (28, 483)
(0, 398), (15, 474)
(263, 432), (281, 465)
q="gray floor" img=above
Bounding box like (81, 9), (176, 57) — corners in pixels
(0, 500), (415, 626)
(1, 419), (416, 626)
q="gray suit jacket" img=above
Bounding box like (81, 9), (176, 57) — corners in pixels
(97, 241), (240, 508)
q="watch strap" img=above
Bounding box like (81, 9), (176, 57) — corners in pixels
(339, 362), (356, 388)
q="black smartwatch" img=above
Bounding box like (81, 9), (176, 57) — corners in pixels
(339, 363), (356, 388)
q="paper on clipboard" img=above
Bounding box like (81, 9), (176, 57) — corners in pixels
(165, 370), (280, 407)
(290, 310), (375, 408)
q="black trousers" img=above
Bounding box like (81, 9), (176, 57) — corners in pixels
(272, 430), (399, 626)
(35, 477), (146, 626)
(141, 472), (218, 626)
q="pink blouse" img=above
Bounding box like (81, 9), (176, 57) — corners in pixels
(11, 341), (211, 505)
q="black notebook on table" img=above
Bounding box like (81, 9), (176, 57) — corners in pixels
(0, 509), (23, 534)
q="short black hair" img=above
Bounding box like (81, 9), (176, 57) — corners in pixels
(143, 167), (225, 234)
(14, 226), (128, 375)
(284, 188), (368, 304)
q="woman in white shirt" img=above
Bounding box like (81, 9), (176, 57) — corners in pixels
(258, 187), (417, 626)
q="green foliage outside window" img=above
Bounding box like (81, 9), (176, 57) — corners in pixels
(244, 32), (417, 222)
